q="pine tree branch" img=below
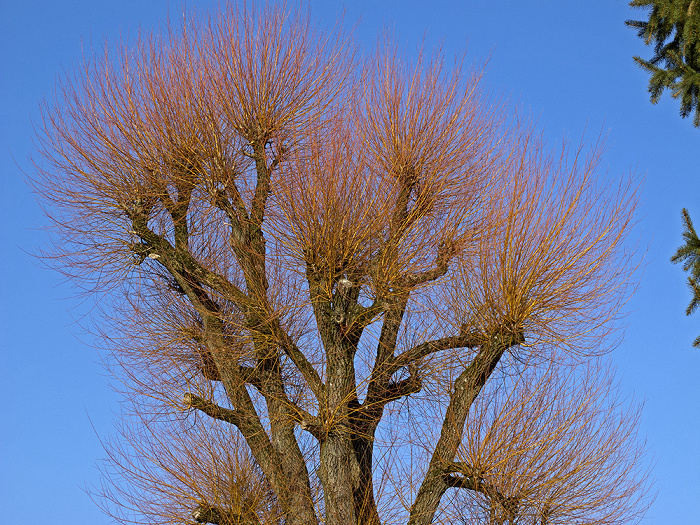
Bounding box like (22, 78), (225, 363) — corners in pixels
(671, 208), (700, 345)
(627, 0), (700, 125)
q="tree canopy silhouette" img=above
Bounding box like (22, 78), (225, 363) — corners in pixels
(32, 3), (651, 524)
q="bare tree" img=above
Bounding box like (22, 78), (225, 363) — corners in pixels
(32, 3), (651, 524)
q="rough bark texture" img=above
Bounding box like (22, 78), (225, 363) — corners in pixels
(408, 332), (524, 525)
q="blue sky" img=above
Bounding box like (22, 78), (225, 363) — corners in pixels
(1, 1), (698, 523)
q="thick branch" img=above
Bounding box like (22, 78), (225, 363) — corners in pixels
(204, 190), (326, 401)
(364, 292), (408, 400)
(366, 171), (418, 297)
(393, 329), (483, 373)
(363, 363), (423, 423)
(407, 329), (525, 525)
(250, 140), (272, 229)
(388, 172), (418, 240)
(158, 175), (194, 251)
(212, 146), (324, 409)
(237, 364), (264, 391)
(212, 185), (248, 250)
(129, 216), (249, 307)
(361, 241), (459, 424)
(384, 370), (423, 402)
(405, 240), (457, 288)
(184, 393), (242, 426)
(293, 410), (324, 440)
(137, 204), (316, 525)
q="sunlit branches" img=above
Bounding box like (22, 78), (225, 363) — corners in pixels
(205, 2), (352, 146)
(354, 43), (503, 292)
(31, 2), (650, 524)
(443, 134), (638, 357)
(95, 415), (286, 525)
(452, 357), (651, 524)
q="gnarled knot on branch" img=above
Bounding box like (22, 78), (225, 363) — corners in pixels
(192, 503), (224, 524)
(192, 502), (262, 525)
(490, 324), (525, 349)
(128, 240), (152, 265)
(123, 196), (155, 221)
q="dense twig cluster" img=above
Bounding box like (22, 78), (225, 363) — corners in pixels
(33, 3), (650, 524)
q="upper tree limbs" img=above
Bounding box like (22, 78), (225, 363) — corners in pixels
(407, 328), (525, 525)
(210, 142), (325, 401)
(359, 239), (464, 422)
(127, 215), (281, 469)
(214, 139), (320, 523)
(126, 155), (319, 521)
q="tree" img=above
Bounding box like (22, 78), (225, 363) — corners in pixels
(626, 0), (700, 126)
(671, 208), (700, 346)
(627, 1), (699, 347)
(33, 3), (651, 524)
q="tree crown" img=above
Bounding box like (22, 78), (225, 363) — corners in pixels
(32, 3), (651, 524)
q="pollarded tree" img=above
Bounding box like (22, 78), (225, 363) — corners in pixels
(33, 3), (651, 524)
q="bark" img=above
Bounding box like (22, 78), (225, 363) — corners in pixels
(138, 151), (319, 525)
(408, 330), (525, 525)
(219, 142), (317, 525)
(317, 339), (362, 525)
(349, 400), (382, 525)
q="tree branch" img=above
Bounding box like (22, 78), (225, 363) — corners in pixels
(273, 320), (325, 402)
(384, 367), (423, 402)
(405, 240), (457, 288)
(359, 292), (408, 420)
(444, 471), (520, 523)
(212, 185), (248, 250)
(132, 206), (318, 521)
(129, 216), (249, 308)
(444, 461), (513, 500)
(362, 362), (423, 422)
(292, 408), (324, 440)
(184, 393), (242, 426)
(407, 328), (525, 525)
(393, 329), (483, 373)
(250, 140), (272, 229)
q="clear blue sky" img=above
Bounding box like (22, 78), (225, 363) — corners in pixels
(1, 1), (697, 523)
